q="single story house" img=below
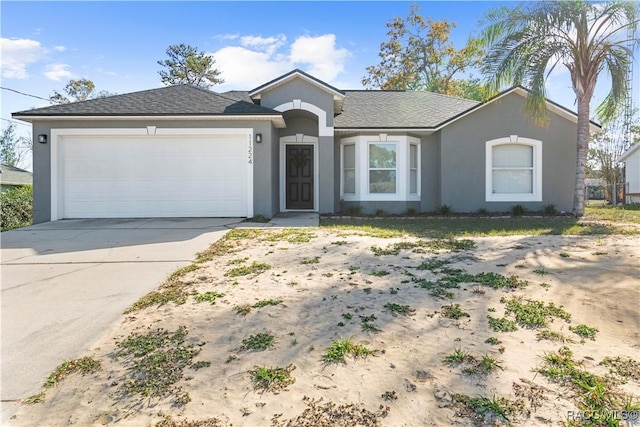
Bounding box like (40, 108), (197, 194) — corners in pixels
(619, 143), (640, 204)
(0, 163), (33, 192)
(13, 69), (598, 223)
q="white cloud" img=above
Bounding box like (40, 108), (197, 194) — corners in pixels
(290, 34), (349, 82)
(0, 37), (45, 79)
(43, 63), (74, 81)
(212, 33), (350, 91)
(214, 33), (239, 41)
(53, 45), (66, 52)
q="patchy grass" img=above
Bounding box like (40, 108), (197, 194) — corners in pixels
(440, 303), (470, 320)
(253, 299), (283, 308)
(485, 337), (501, 345)
(536, 329), (574, 343)
(114, 326), (202, 404)
(383, 302), (416, 317)
(262, 229), (315, 243)
(192, 291), (225, 305)
(600, 357), (640, 383)
(234, 304), (252, 316)
(322, 215), (638, 237)
(154, 416), (225, 427)
(473, 272), (529, 290)
(502, 297), (571, 328)
(443, 348), (473, 365)
(452, 393), (524, 422)
(42, 357), (102, 389)
(271, 397), (390, 426)
(22, 392), (45, 405)
(322, 338), (378, 364)
(370, 270), (390, 277)
(569, 324), (598, 341)
(225, 261), (271, 277)
(487, 316), (518, 332)
(239, 333), (275, 352)
(371, 238), (475, 256)
(250, 364), (296, 393)
(584, 204), (640, 224)
(300, 256), (320, 264)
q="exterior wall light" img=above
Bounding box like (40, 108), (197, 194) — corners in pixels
(38, 134), (48, 144)
(255, 133), (262, 143)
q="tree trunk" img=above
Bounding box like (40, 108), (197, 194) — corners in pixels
(573, 95), (591, 217)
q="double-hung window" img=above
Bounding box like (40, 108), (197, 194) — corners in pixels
(486, 136), (542, 202)
(368, 143), (397, 194)
(342, 143), (356, 194)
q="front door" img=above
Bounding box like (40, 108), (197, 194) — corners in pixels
(286, 144), (314, 210)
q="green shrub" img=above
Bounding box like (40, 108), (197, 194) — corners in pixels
(1, 185), (32, 231)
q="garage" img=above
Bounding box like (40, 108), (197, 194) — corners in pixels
(52, 130), (253, 219)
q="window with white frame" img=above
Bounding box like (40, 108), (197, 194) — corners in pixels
(486, 136), (542, 202)
(369, 143), (397, 193)
(409, 143), (419, 194)
(340, 135), (420, 201)
(343, 143), (356, 194)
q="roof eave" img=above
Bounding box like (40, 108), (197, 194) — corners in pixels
(619, 143), (640, 163)
(12, 114), (286, 128)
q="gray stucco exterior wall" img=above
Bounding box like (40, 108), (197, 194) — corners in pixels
(31, 119), (277, 223)
(440, 93), (577, 213)
(259, 77), (337, 213)
(420, 132), (441, 212)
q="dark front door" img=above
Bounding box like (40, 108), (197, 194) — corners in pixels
(286, 145), (314, 210)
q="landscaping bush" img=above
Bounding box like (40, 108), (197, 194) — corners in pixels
(1, 185), (33, 231)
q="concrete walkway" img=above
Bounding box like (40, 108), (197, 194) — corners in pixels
(0, 218), (243, 424)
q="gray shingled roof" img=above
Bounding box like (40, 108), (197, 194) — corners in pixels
(0, 163), (32, 186)
(334, 91), (480, 128)
(221, 90), (253, 102)
(13, 85), (279, 117)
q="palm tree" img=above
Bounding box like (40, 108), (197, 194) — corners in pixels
(481, 1), (638, 216)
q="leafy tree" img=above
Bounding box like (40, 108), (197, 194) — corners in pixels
(50, 79), (95, 104)
(481, 0), (638, 216)
(157, 43), (224, 88)
(363, 4), (488, 100)
(0, 123), (30, 167)
(588, 114), (639, 201)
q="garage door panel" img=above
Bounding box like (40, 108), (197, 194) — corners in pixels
(61, 135), (249, 218)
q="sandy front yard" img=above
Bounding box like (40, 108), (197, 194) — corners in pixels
(11, 228), (640, 427)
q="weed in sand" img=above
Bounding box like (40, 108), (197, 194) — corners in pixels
(114, 326), (201, 403)
(569, 324), (598, 341)
(228, 257), (249, 265)
(125, 264), (201, 313)
(240, 333), (275, 352)
(322, 338), (378, 363)
(253, 299), (283, 308)
(473, 272), (528, 289)
(479, 354), (504, 373)
(384, 302), (416, 316)
(263, 229), (315, 244)
(600, 357), (640, 383)
(361, 322), (382, 333)
(192, 291), (225, 305)
(191, 361), (211, 370)
(416, 259), (450, 271)
(300, 256), (320, 264)
(251, 365), (296, 392)
(43, 356), (101, 389)
(23, 392), (45, 405)
(225, 355), (237, 364)
(453, 394), (521, 422)
(487, 316), (518, 332)
(440, 303), (470, 320)
(443, 348), (473, 365)
(363, 287), (372, 294)
(332, 240), (348, 246)
(533, 268), (550, 276)
(235, 305), (252, 316)
(226, 262), (271, 277)
(342, 313), (353, 320)
(370, 270), (390, 277)
(536, 329), (574, 343)
(503, 297), (571, 328)
(381, 390), (398, 401)
(485, 337), (501, 345)
(559, 252), (571, 258)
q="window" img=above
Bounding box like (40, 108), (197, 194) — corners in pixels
(369, 143), (396, 193)
(340, 135), (420, 201)
(486, 136), (542, 202)
(343, 144), (355, 194)
(409, 144), (418, 194)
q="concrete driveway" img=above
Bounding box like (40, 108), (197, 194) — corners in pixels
(0, 218), (241, 423)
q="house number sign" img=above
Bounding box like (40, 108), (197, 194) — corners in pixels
(248, 136), (253, 165)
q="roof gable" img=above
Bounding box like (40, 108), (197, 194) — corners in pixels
(619, 143), (640, 162)
(249, 69), (344, 101)
(12, 85), (279, 118)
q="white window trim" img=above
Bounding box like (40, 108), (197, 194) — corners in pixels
(485, 135), (542, 202)
(340, 139), (358, 200)
(50, 128), (254, 221)
(279, 134), (319, 212)
(368, 141), (398, 195)
(340, 134), (420, 202)
(409, 142), (421, 196)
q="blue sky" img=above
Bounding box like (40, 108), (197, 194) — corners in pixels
(2, 1), (635, 169)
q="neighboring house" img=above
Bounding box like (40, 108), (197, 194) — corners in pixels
(585, 178), (605, 201)
(0, 163), (32, 192)
(619, 143), (640, 204)
(12, 69), (599, 223)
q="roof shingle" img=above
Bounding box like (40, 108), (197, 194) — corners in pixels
(334, 90), (480, 129)
(13, 85), (279, 117)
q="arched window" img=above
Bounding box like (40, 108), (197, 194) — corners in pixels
(486, 136), (542, 202)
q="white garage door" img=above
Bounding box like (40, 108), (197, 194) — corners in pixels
(59, 134), (251, 218)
